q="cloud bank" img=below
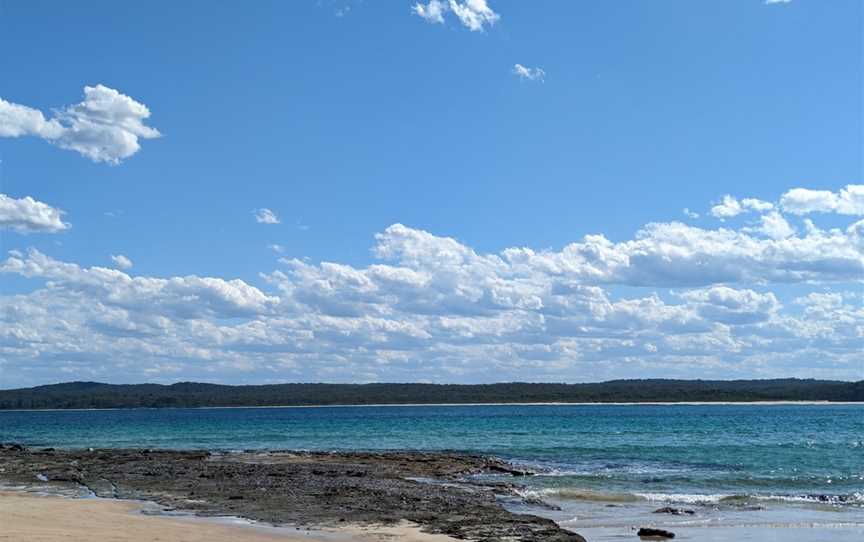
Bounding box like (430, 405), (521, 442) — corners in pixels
(2, 185), (862, 387)
(0, 85), (160, 164)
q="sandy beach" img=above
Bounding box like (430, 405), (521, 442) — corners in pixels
(5, 490), (864, 542)
(0, 491), (459, 542)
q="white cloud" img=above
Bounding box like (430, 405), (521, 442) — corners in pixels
(111, 254), (133, 269)
(709, 195), (773, 218)
(683, 208), (699, 219)
(2, 185), (863, 385)
(780, 185), (864, 216)
(413, 0), (499, 31)
(448, 0), (500, 31)
(753, 211), (795, 240)
(0, 193), (69, 233)
(0, 85), (160, 164)
(0, 99), (63, 138)
(508, 221), (862, 286)
(742, 198), (774, 212)
(513, 64), (546, 82)
(268, 244), (285, 253)
(412, 0), (446, 24)
(678, 286), (779, 325)
(254, 208), (281, 224)
(710, 196), (742, 218)
(794, 291), (844, 312)
(2, 249), (279, 319)
(765, 0), (791, 4)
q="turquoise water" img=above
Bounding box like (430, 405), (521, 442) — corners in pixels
(1, 404), (862, 508)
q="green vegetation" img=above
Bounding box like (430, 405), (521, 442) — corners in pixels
(0, 379), (861, 409)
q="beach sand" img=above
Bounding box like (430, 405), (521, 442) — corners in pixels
(0, 491), (459, 542)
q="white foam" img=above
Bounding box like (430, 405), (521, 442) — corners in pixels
(635, 492), (732, 504)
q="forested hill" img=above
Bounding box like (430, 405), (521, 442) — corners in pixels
(0, 379), (861, 409)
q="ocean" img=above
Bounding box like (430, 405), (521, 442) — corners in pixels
(2, 403), (862, 540)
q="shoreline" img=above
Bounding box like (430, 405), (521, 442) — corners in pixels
(0, 445), (585, 542)
(3, 490), (863, 542)
(2, 446), (862, 542)
(0, 490), (459, 542)
(1, 400), (860, 412)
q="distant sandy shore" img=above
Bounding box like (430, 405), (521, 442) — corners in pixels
(0, 491), (458, 542)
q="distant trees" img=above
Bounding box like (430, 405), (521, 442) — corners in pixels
(0, 379), (860, 410)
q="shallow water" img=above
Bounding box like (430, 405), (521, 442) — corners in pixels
(2, 403), (862, 535)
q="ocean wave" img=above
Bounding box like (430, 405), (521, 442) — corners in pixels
(519, 463), (864, 488)
(754, 493), (864, 505)
(521, 488), (864, 506)
(510, 458), (732, 478)
(519, 488), (641, 503)
(643, 492), (864, 506)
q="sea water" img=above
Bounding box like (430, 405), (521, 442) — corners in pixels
(2, 403), (862, 539)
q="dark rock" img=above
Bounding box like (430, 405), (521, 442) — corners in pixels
(486, 464), (533, 476)
(48, 470), (84, 483)
(523, 496), (563, 511)
(638, 527), (676, 539)
(652, 506), (694, 515)
(0, 447), (585, 542)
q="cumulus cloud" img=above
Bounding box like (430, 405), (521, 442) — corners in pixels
(0, 85), (160, 164)
(501, 221), (863, 286)
(254, 208), (281, 224)
(678, 286), (779, 325)
(709, 195), (773, 218)
(413, 0), (499, 31)
(2, 186), (862, 386)
(752, 211), (795, 239)
(780, 185), (864, 216)
(111, 254), (133, 269)
(513, 64), (546, 82)
(2, 249), (279, 319)
(0, 193), (69, 233)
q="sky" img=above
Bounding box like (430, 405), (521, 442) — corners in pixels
(0, 0), (862, 388)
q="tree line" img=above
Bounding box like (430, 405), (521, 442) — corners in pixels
(0, 379), (861, 409)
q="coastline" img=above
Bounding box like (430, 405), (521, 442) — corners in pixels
(0, 446), (585, 542)
(1, 400), (859, 413)
(2, 445), (862, 542)
(4, 489), (863, 542)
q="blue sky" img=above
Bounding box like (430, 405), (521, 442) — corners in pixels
(0, 1), (862, 387)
